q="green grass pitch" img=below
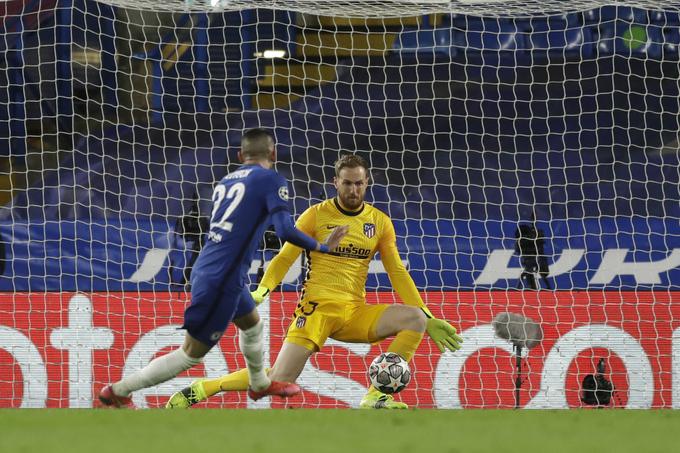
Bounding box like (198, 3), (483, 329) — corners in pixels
(2, 409), (678, 453)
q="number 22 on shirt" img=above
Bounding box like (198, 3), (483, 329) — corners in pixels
(210, 182), (245, 233)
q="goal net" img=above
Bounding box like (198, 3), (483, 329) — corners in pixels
(1, 0), (679, 408)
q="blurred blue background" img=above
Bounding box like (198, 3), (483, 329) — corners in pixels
(1, 2), (678, 290)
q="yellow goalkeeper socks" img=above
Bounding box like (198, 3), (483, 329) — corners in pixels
(202, 367), (275, 397)
(387, 329), (424, 362)
(198, 369), (248, 396)
(364, 330), (423, 397)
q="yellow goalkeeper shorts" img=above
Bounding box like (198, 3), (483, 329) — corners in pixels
(285, 297), (390, 351)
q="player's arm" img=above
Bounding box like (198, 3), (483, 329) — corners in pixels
(251, 238), (301, 303)
(379, 234), (432, 315)
(265, 175), (346, 254)
(253, 207), (317, 303)
(379, 219), (462, 352)
(270, 209), (341, 253)
(251, 184), (349, 304)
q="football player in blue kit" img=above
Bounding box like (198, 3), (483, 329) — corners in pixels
(99, 128), (348, 407)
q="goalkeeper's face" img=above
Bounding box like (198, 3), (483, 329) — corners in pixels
(334, 167), (368, 211)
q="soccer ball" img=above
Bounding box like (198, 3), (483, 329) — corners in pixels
(368, 352), (411, 394)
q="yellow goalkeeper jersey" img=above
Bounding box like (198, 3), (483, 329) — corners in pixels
(261, 198), (430, 312)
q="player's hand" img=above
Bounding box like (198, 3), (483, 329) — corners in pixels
(426, 318), (463, 353)
(251, 285), (270, 305)
(324, 225), (349, 251)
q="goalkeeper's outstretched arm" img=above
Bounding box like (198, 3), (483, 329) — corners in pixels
(255, 206), (327, 299)
(379, 222), (462, 352)
(380, 238), (433, 317)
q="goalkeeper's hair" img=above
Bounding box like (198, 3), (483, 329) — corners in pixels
(241, 128), (274, 160)
(334, 154), (369, 177)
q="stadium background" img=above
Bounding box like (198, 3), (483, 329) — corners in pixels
(1, 0), (680, 409)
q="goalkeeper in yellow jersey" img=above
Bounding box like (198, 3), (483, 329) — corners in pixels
(166, 154), (462, 409)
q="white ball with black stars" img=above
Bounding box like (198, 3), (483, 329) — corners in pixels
(368, 352), (411, 394)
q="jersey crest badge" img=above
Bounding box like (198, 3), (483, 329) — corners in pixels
(363, 223), (376, 238)
(210, 330), (224, 341)
(296, 316), (306, 329)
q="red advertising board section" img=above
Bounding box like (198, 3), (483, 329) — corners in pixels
(1, 291), (679, 408)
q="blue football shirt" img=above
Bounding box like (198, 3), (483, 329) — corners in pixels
(191, 164), (290, 288)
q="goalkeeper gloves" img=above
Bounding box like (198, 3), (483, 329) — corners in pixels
(251, 285), (271, 305)
(426, 318), (463, 353)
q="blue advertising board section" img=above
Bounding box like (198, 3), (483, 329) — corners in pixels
(0, 218), (677, 292)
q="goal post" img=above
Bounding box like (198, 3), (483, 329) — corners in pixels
(0, 0), (679, 408)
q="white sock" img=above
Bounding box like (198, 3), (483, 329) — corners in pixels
(112, 348), (202, 397)
(239, 320), (270, 391)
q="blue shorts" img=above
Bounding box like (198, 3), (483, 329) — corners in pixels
(182, 280), (256, 347)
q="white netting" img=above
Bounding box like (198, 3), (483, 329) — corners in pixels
(1, 1), (679, 408)
(94, 1), (679, 17)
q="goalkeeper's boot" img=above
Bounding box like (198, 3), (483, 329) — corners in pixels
(98, 385), (133, 409)
(359, 388), (408, 409)
(165, 379), (208, 409)
(247, 381), (301, 401)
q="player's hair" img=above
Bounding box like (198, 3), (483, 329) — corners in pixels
(334, 154), (370, 178)
(241, 128), (274, 160)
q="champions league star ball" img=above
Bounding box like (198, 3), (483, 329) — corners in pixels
(368, 352), (411, 394)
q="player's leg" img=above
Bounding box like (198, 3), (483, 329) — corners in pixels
(211, 337), (315, 390)
(166, 336), (315, 408)
(247, 340), (313, 400)
(100, 332), (208, 407)
(332, 303), (426, 363)
(231, 291), (271, 392)
(167, 298), (331, 408)
(165, 288), (268, 408)
(189, 296), (267, 401)
(203, 340), (314, 394)
(265, 298), (331, 383)
(375, 305), (427, 362)
(332, 304), (425, 409)
(364, 305), (426, 408)
(101, 281), (234, 408)
(268, 338), (315, 381)
(232, 290), (302, 400)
